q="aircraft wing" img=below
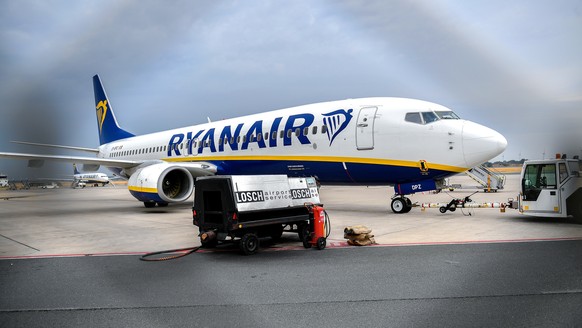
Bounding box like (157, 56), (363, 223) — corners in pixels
(0, 152), (139, 168)
(0, 152), (217, 175)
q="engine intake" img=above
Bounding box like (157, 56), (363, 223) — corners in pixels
(128, 163), (194, 204)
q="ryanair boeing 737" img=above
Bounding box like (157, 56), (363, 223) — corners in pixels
(0, 75), (507, 212)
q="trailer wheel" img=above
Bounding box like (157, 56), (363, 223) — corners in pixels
(316, 237), (326, 250)
(200, 238), (217, 249)
(298, 223), (308, 241)
(300, 224), (312, 249)
(439, 206), (447, 214)
(269, 225), (284, 242)
(240, 233), (259, 255)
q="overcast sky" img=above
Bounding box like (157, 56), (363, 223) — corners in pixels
(1, 0), (581, 178)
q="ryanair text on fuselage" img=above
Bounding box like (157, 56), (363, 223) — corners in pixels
(166, 109), (353, 157)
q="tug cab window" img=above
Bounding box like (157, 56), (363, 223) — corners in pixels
(523, 163), (557, 201)
(559, 163), (568, 183)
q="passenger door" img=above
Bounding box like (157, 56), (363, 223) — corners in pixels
(356, 107), (377, 150)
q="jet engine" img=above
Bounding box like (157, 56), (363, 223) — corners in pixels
(128, 163), (194, 207)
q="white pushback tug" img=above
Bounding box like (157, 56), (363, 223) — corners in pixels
(421, 154), (582, 222)
(517, 154), (582, 219)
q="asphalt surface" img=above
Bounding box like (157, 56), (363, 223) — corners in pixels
(2, 174), (582, 327)
(2, 240), (582, 327)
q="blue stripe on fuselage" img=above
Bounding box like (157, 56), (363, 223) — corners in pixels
(209, 160), (454, 185)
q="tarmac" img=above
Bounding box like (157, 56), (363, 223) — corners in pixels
(1, 174), (582, 327)
(1, 174), (581, 258)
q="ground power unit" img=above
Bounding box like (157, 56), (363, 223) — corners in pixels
(192, 175), (327, 254)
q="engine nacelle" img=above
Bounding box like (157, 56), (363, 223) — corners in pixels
(128, 163), (194, 205)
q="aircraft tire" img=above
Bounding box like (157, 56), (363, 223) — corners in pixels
(391, 197), (409, 214)
(144, 202), (156, 208)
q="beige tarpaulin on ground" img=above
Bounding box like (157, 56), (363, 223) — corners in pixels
(344, 225), (376, 246)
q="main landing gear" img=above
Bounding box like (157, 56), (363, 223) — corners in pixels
(391, 196), (412, 214)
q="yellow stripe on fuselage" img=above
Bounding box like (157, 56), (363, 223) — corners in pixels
(163, 155), (467, 173)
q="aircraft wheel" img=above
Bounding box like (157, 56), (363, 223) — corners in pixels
(240, 233), (259, 255)
(144, 202), (156, 208)
(157, 202), (169, 207)
(403, 198), (412, 213)
(391, 198), (408, 214)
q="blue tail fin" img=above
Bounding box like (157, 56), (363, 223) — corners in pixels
(93, 75), (134, 145)
(73, 164), (80, 175)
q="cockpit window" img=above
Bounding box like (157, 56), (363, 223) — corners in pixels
(422, 111), (439, 124)
(435, 111), (460, 119)
(405, 110), (461, 125)
(405, 112), (422, 124)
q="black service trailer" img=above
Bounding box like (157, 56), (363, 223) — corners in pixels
(192, 175), (321, 255)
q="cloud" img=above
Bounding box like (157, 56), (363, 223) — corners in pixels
(1, 0), (581, 179)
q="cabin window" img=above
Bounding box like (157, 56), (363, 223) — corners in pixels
(272, 132), (277, 140)
(303, 127), (309, 136)
(295, 128), (301, 136)
(280, 130), (285, 138)
(287, 129), (292, 138)
(312, 126), (318, 134)
(405, 112), (422, 124)
(321, 125), (327, 134)
(264, 132), (269, 140)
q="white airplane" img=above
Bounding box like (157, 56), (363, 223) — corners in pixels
(0, 75), (507, 211)
(72, 164), (110, 188)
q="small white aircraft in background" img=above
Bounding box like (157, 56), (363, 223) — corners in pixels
(0, 75), (506, 211)
(72, 164), (110, 188)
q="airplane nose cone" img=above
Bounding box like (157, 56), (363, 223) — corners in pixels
(462, 121), (507, 167)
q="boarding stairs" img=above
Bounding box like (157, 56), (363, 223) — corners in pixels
(465, 165), (506, 192)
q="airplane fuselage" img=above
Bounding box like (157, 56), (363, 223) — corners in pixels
(99, 97), (505, 187)
(0, 76), (508, 210)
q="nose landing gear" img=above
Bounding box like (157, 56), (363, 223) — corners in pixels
(391, 196), (412, 214)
